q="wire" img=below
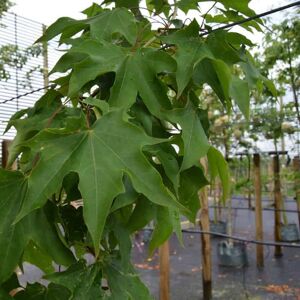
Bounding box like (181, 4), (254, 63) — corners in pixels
(209, 205), (300, 214)
(199, 1), (300, 37)
(140, 227), (300, 248)
(0, 84), (55, 105)
(181, 229), (300, 248)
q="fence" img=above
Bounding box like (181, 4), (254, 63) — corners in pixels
(0, 12), (60, 160)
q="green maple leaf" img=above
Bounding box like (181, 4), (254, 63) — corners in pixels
(51, 39), (126, 96)
(178, 166), (208, 221)
(16, 109), (184, 255)
(146, 0), (170, 15)
(214, 0), (256, 17)
(45, 261), (103, 299)
(108, 48), (210, 169)
(0, 170), (75, 284)
(37, 8), (137, 46)
(103, 0), (139, 9)
(207, 146), (230, 202)
(161, 20), (214, 97)
(168, 99), (210, 171)
(104, 259), (153, 299)
(86, 8), (137, 45)
(176, 0), (199, 13)
(194, 58), (250, 118)
(109, 48), (175, 117)
(5, 90), (74, 166)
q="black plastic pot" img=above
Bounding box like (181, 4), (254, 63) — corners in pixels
(217, 240), (248, 268)
(210, 220), (227, 235)
(142, 228), (152, 243)
(280, 223), (300, 242)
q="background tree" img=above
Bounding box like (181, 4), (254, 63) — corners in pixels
(0, 0), (13, 16)
(258, 10), (300, 124)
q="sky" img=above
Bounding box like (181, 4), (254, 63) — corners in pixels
(11, 0), (289, 26)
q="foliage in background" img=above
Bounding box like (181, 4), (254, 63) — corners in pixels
(0, 0), (13, 16)
(0, 44), (43, 87)
(0, 1), (44, 89)
(0, 0), (275, 298)
(261, 10), (300, 124)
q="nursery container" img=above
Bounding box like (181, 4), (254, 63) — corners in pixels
(210, 220), (227, 235)
(280, 223), (300, 242)
(217, 240), (248, 268)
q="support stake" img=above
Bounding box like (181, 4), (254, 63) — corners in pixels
(273, 155), (283, 257)
(293, 156), (300, 230)
(159, 241), (170, 300)
(253, 154), (264, 267)
(199, 158), (212, 300)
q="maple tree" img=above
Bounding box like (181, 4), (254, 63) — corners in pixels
(0, 0), (275, 298)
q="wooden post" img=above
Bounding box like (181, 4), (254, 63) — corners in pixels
(293, 156), (300, 230)
(247, 155), (252, 208)
(268, 159), (274, 203)
(159, 241), (170, 300)
(199, 158), (212, 300)
(273, 155), (283, 257)
(253, 154), (264, 268)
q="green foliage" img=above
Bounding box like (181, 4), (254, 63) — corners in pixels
(0, 0), (267, 297)
(0, 0), (13, 16)
(0, 44), (43, 88)
(256, 10), (300, 127)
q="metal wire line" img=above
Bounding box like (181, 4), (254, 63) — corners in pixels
(199, 1), (300, 36)
(1, 1), (300, 105)
(209, 205), (300, 214)
(181, 229), (300, 248)
(141, 227), (300, 248)
(0, 84), (55, 105)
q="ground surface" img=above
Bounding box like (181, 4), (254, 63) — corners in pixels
(133, 196), (300, 300)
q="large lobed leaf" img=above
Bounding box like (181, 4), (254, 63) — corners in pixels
(0, 170), (75, 284)
(16, 109), (184, 255)
(37, 8), (137, 46)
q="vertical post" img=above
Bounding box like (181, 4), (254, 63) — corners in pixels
(253, 154), (264, 268)
(293, 156), (300, 229)
(199, 158), (212, 300)
(42, 24), (49, 88)
(217, 180), (222, 220)
(268, 159), (274, 203)
(247, 155), (252, 208)
(273, 155), (283, 257)
(159, 241), (170, 300)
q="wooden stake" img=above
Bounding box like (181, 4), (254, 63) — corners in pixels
(293, 156), (300, 230)
(268, 159), (273, 203)
(199, 158), (212, 300)
(159, 241), (170, 300)
(273, 155), (283, 257)
(247, 155), (252, 208)
(253, 154), (264, 268)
